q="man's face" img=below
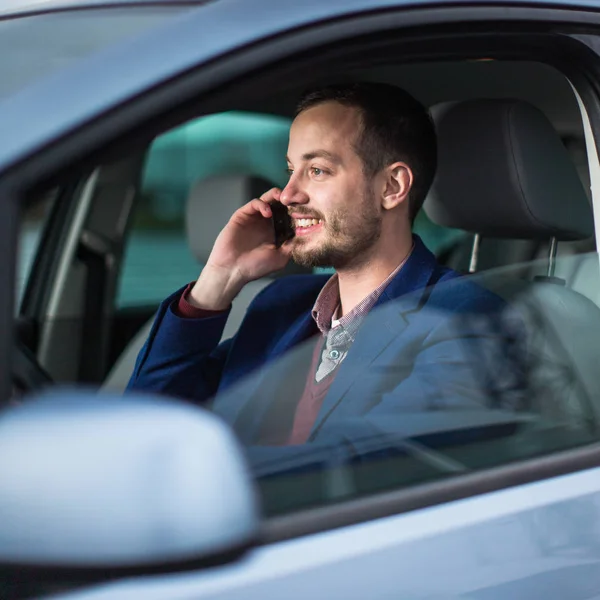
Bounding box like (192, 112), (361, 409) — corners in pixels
(281, 101), (382, 270)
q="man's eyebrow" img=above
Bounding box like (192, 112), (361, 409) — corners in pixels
(286, 150), (342, 164)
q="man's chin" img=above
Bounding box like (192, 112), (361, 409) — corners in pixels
(291, 244), (335, 269)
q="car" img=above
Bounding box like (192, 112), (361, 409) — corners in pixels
(2, 0), (600, 598)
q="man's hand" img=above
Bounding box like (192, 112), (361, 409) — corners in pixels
(189, 188), (293, 310)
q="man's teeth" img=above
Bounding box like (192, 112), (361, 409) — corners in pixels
(295, 218), (322, 228)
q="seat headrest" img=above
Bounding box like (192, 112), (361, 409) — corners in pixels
(424, 99), (594, 241)
(186, 175), (276, 262)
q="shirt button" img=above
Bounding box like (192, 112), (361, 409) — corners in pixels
(329, 349), (340, 360)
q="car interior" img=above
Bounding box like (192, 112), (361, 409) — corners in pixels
(12, 46), (600, 496)
(15, 57), (598, 380)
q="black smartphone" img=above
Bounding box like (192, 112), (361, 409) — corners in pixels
(271, 201), (295, 248)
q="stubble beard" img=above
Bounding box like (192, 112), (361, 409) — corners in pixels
(291, 188), (382, 270)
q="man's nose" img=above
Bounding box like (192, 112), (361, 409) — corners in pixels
(280, 180), (309, 206)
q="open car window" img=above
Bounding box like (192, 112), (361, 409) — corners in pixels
(7, 32), (598, 530)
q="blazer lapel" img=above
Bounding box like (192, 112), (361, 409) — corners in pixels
(270, 309), (318, 359)
(310, 235), (441, 437)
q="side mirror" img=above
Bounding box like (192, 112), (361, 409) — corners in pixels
(0, 390), (259, 590)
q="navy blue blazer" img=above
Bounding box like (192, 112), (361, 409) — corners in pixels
(127, 236), (526, 476)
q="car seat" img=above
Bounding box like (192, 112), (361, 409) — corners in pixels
(425, 99), (600, 432)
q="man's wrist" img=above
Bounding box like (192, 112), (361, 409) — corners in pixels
(189, 265), (246, 311)
(172, 283), (226, 319)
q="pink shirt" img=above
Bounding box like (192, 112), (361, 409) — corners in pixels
(287, 250), (413, 444)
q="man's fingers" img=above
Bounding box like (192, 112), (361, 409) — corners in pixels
(237, 198), (272, 219)
(259, 187), (282, 204)
(233, 187), (283, 223)
(254, 198), (272, 218)
(279, 239), (294, 255)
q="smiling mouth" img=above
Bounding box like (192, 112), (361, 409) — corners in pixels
(293, 217), (323, 235)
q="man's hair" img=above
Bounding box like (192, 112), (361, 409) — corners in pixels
(296, 82), (437, 223)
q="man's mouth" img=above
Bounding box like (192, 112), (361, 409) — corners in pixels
(293, 217), (323, 236)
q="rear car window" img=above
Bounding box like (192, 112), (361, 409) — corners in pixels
(116, 111), (292, 308)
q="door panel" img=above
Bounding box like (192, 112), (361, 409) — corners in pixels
(54, 466), (600, 599)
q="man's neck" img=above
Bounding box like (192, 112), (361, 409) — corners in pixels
(336, 237), (413, 317)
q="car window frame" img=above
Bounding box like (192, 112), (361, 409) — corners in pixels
(18, 185), (76, 316)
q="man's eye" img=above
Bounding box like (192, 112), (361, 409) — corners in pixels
(311, 167), (325, 177)
(286, 168), (294, 176)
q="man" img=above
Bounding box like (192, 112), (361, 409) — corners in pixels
(128, 83), (525, 475)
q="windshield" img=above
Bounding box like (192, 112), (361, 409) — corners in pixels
(0, 5), (192, 100)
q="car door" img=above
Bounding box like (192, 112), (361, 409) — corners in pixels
(4, 1), (600, 599)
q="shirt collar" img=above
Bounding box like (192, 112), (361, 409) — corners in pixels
(311, 243), (414, 335)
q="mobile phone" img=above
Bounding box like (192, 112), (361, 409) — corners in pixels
(271, 201), (295, 248)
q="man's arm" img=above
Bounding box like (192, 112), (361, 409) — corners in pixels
(126, 188), (294, 402)
(126, 286), (233, 403)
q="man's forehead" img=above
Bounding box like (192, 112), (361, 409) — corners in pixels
(289, 102), (361, 155)
(293, 101), (361, 130)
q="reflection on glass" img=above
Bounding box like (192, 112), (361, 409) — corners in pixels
(203, 253), (600, 517)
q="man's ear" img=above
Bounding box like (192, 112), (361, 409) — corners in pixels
(381, 162), (413, 211)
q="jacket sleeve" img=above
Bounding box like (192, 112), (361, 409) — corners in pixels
(126, 286), (233, 404)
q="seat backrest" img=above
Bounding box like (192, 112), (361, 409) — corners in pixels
(424, 99), (600, 429)
(104, 174), (279, 391)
